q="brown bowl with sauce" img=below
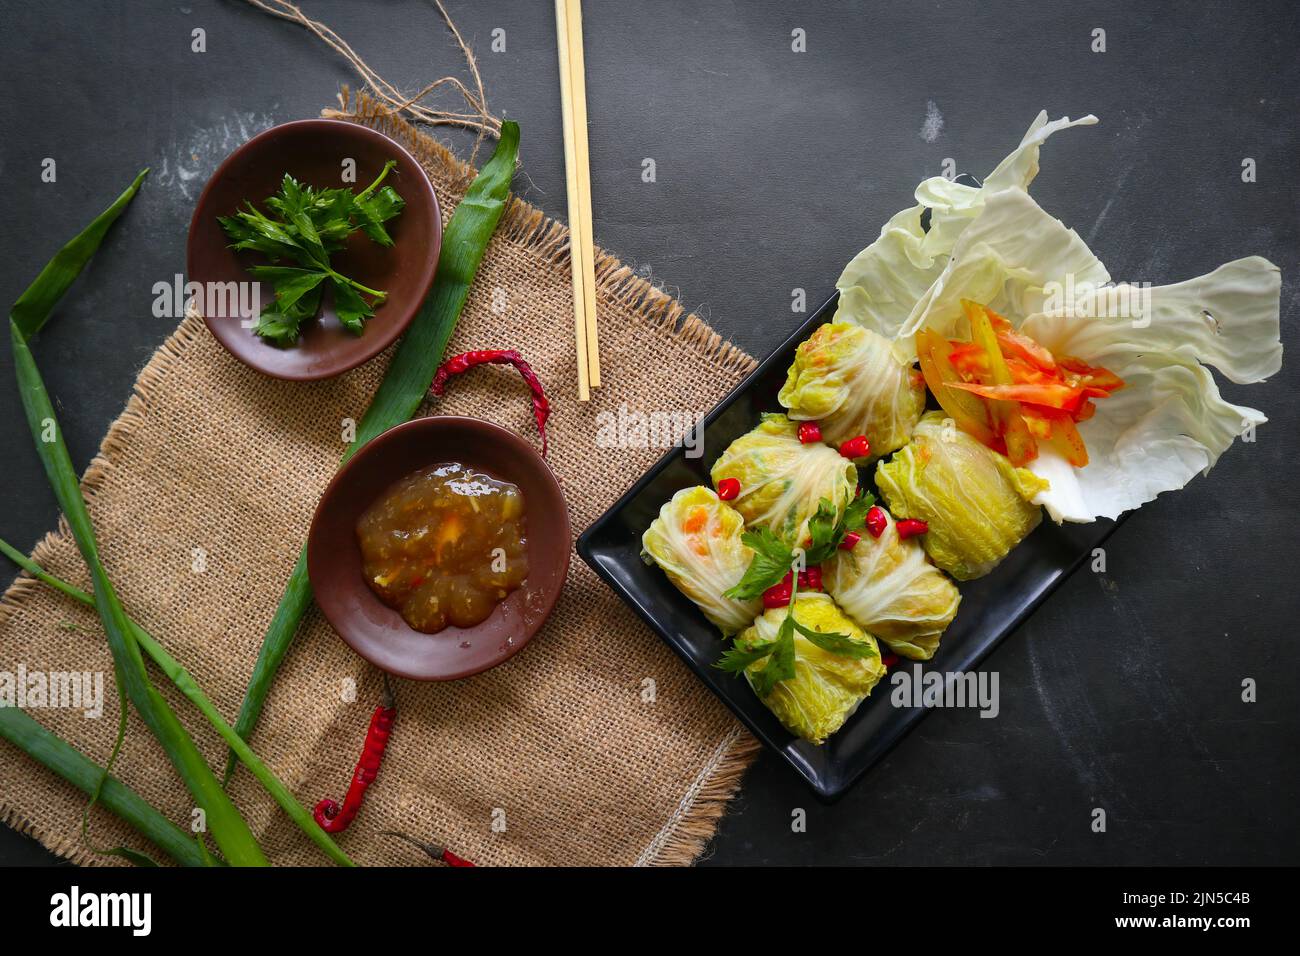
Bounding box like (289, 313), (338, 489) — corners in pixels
(307, 416), (570, 680)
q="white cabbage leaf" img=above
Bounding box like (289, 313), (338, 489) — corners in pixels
(825, 508), (961, 660)
(895, 188), (1281, 522)
(710, 414), (857, 546)
(833, 111), (1097, 338)
(642, 486), (762, 635)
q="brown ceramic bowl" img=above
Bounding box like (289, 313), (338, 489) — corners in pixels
(187, 119), (441, 380)
(307, 416), (570, 680)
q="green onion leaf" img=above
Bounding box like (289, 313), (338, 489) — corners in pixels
(8, 171), (268, 866)
(0, 707), (210, 867)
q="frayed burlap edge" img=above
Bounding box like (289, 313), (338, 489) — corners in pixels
(0, 91), (760, 867)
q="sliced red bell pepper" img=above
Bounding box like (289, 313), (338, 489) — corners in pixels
(946, 341), (989, 378)
(1057, 354), (1125, 394)
(1021, 404), (1089, 467)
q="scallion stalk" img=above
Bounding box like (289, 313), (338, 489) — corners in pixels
(0, 706), (210, 867)
(0, 538), (353, 867)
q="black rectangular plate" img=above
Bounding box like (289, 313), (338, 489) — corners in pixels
(577, 293), (1120, 800)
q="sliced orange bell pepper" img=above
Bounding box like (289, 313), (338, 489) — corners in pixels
(919, 302), (1122, 470)
(995, 326), (1058, 373)
(915, 327), (999, 446)
(1032, 406), (1089, 467)
(946, 340), (989, 377)
(1057, 354), (1125, 394)
(962, 300), (1038, 466)
(948, 380), (1087, 414)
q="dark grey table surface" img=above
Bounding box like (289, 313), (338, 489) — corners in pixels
(1, 0), (1296, 866)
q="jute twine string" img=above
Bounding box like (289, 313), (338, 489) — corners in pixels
(244, 0), (501, 161)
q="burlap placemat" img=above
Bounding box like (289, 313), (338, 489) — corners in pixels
(0, 91), (761, 866)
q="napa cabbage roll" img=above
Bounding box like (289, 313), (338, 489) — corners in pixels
(825, 507), (960, 660)
(778, 321), (926, 456)
(733, 592), (885, 744)
(710, 414), (857, 547)
(875, 412), (1048, 580)
(642, 486), (763, 635)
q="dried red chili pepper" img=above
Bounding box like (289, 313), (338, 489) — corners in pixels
(431, 349), (551, 457)
(314, 675), (396, 834)
(381, 830), (475, 867)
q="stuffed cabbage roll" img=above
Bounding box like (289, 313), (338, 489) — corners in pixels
(875, 412), (1048, 580)
(825, 507), (960, 660)
(642, 486), (762, 635)
(710, 414), (857, 546)
(778, 321), (926, 456)
(735, 592), (885, 744)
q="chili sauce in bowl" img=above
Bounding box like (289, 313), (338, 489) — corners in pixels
(357, 463), (529, 633)
(307, 416), (570, 681)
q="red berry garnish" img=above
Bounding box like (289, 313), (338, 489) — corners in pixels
(716, 477), (740, 501)
(797, 421), (823, 444)
(865, 506), (888, 539)
(798, 566), (823, 591)
(839, 531), (861, 551)
(896, 518), (928, 540)
(762, 572), (794, 609)
(838, 435), (871, 459)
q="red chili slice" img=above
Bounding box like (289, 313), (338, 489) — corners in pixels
(838, 435), (870, 459)
(865, 506), (888, 539)
(796, 421), (823, 444)
(762, 572), (793, 609)
(896, 519), (928, 539)
(798, 566), (823, 591)
(716, 477), (741, 501)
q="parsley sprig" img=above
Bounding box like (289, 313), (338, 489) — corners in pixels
(716, 489), (877, 697)
(218, 161), (405, 345)
(716, 598), (876, 696)
(722, 489), (874, 601)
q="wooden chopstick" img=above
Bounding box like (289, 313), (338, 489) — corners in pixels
(555, 0), (600, 398)
(563, 0), (600, 388)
